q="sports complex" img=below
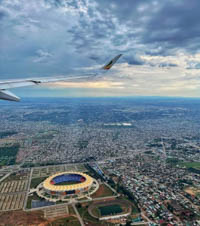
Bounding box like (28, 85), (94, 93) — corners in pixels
(36, 171), (99, 201)
(88, 199), (132, 221)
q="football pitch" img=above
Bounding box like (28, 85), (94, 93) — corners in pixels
(99, 204), (122, 216)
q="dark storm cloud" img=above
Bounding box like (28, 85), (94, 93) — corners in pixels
(142, 0), (200, 53)
(0, 10), (7, 20)
(88, 54), (101, 62)
(1, 0), (200, 95)
(123, 54), (144, 65)
(19, 0), (196, 68)
(61, 0), (200, 64)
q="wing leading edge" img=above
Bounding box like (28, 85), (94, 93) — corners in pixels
(0, 54), (122, 101)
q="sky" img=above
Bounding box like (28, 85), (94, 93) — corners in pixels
(1, 0), (200, 97)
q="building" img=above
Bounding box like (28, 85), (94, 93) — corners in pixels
(42, 171), (94, 197)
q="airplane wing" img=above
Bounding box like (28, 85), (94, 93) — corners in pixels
(0, 54), (122, 101)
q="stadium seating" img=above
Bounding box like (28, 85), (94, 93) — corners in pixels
(51, 174), (86, 184)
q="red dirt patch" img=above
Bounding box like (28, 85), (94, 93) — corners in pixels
(91, 184), (114, 199)
(0, 210), (47, 226)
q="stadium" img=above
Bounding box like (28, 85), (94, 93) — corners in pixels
(42, 171), (94, 197)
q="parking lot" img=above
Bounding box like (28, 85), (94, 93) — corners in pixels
(0, 180), (28, 194)
(0, 177), (29, 211)
(0, 192), (26, 211)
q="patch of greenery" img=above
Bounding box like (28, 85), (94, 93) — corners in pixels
(30, 177), (47, 188)
(117, 186), (140, 213)
(68, 205), (75, 215)
(179, 162), (200, 169)
(77, 140), (88, 150)
(26, 193), (42, 209)
(76, 204), (99, 224)
(0, 131), (17, 138)
(166, 158), (179, 165)
(99, 204), (122, 216)
(144, 151), (153, 154)
(0, 144), (20, 166)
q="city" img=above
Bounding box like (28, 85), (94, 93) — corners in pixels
(0, 97), (199, 225)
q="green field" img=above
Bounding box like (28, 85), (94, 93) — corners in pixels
(77, 204), (114, 225)
(30, 177), (47, 188)
(179, 162), (200, 169)
(26, 193), (42, 209)
(0, 131), (17, 138)
(77, 206), (100, 224)
(99, 204), (122, 216)
(0, 144), (20, 166)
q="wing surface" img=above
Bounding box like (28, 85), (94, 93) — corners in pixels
(0, 54), (122, 101)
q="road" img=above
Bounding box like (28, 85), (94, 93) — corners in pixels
(23, 168), (33, 210)
(72, 203), (85, 226)
(0, 172), (11, 183)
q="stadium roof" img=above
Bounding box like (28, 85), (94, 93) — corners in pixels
(43, 171), (93, 192)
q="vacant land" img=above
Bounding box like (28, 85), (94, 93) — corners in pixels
(185, 186), (200, 197)
(0, 210), (46, 226)
(91, 184), (114, 198)
(47, 216), (80, 226)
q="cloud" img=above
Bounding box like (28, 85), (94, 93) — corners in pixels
(1, 0), (200, 97)
(48, 81), (124, 89)
(33, 49), (53, 63)
(123, 54), (144, 65)
(0, 9), (8, 20)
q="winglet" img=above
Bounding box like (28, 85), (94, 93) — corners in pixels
(102, 54), (122, 70)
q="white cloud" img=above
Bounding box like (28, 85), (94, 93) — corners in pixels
(1, 0), (200, 97)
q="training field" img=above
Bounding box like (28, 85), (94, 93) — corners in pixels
(99, 204), (122, 216)
(88, 199), (132, 219)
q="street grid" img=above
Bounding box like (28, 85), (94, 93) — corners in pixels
(32, 164), (87, 178)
